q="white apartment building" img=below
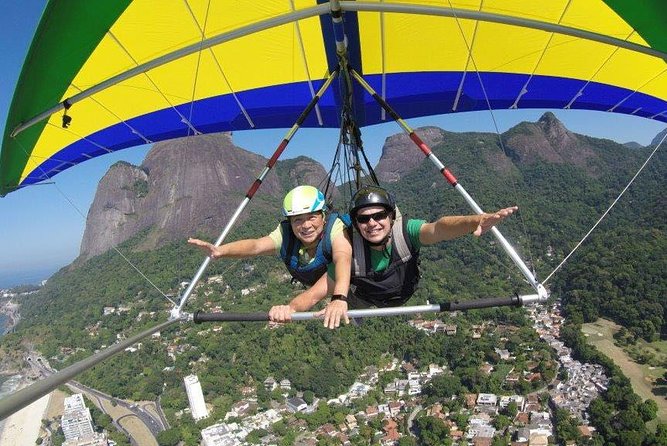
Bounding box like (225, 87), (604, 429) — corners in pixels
(62, 393), (107, 446)
(62, 394), (95, 440)
(184, 374), (209, 421)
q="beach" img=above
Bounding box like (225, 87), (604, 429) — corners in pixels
(0, 385), (50, 445)
(0, 300), (50, 445)
(0, 376), (51, 445)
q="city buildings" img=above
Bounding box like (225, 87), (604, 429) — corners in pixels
(184, 374), (209, 421)
(61, 393), (107, 446)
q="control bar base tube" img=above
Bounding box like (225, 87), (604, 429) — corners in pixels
(193, 294), (542, 323)
(172, 70), (338, 318)
(351, 69), (544, 295)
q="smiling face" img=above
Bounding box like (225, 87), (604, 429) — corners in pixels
(354, 205), (393, 245)
(289, 211), (325, 247)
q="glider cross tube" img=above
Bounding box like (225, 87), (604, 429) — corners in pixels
(193, 293), (544, 323)
(0, 318), (180, 421)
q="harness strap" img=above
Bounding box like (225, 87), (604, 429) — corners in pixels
(391, 215), (413, 264)
(351, 230), (366, 277)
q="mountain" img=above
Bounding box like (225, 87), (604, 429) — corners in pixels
(79, 133), (327, 260)
(500, 111), (606, 175)
(7, 113), (667, 446)
(623, 141), (643, 150)
(72, 113), (666, 343)
(650, 127), (667, 146)
(375, 126), (447, 183)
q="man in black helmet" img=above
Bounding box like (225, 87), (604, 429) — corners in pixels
(269, 185), (517, 329)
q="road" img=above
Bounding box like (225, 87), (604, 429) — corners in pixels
(407, 404), (422, 436)
(26, 354), (166, 440)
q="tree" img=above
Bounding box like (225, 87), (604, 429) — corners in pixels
(423, 375), (463, 400)
(649, 423), (667, 446)
(553, 408), (581, 444)
(247, 429), (268, 444)
(156, 428), (181, 446)
(415, 416), (450, 446)
(503, 401), (518, 418)
(272, 420), (287, 437)
(302, 390), (314, 404)
(638, 399), (658, 422)
(493, 414), (511, 432)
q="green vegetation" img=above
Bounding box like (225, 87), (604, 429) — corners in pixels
(2, 126), (666, 444)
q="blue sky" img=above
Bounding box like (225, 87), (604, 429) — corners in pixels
(1, 2), (665, 288)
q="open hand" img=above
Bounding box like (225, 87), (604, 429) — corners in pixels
(315, 300), (349, 329)
(474, 206), (518, 236)
(188, 238), (221, 259)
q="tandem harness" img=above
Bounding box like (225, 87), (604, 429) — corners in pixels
(349, 216), (421, 307)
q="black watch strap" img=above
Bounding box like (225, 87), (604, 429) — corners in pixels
(331, 294), (348, 302)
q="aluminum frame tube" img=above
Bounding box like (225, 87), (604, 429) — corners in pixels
(172, 70), (338, 317)
(350, 69), (546, 298)
(193, 293), (543, 323)
(11, 4), (331, 137)
(0, 318), (180, 421)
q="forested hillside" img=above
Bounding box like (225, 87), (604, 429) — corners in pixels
(2, 116), (666, 444)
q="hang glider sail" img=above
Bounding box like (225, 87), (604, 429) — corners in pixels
(2, 0), (667, 196)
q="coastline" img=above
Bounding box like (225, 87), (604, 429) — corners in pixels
(0, 299), (49, 445)
(0, 299), (20, 335)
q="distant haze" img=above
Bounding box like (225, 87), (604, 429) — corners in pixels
(0, 266), (56, 288)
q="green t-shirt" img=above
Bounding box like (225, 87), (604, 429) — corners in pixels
(328, 219), (425, 278)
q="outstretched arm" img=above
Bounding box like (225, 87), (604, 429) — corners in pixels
(419, 206), (518, 245)
(323, 231), (352, 328)
(330, 231), (352, 296)
(188, 236), (277, 259)
(268, 273), (331, 322)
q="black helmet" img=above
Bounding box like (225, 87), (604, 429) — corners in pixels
(350, 185), (396, 216)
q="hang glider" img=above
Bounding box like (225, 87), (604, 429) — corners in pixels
(2, 0), (667, 196)
(1, 0), (666, 423)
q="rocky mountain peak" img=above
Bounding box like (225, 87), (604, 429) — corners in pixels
(375, 126), (446, 183)
(79, 133), (327, 261)
(538, 112), (570, 142)
(650, 128), (667, 146)
(502, 112), (598, 172)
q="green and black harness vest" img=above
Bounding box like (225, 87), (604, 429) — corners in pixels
(349, 217), (421, 307)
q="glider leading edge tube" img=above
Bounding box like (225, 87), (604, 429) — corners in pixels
(193, 293), (544, 323)
(0, 318), (181, 421)
(0, 71), (338, 422)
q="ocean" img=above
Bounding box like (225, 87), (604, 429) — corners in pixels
(0, 267), (56, 289)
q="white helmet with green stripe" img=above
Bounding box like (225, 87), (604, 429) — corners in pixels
(282, 185), (326, 217)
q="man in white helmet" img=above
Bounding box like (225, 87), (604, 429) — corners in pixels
(189, 185), (351, 320)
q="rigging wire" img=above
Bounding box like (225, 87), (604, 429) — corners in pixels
(106, 31), (199, 135)
(543, 132), (667, 284)
(321, 62), (381, 210)
(184, 0), (213, 136)
(11, 136), (176, 306)
(445, 1), (538, 287)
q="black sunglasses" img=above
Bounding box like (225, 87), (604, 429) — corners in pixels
(355, 209), (390, 224)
